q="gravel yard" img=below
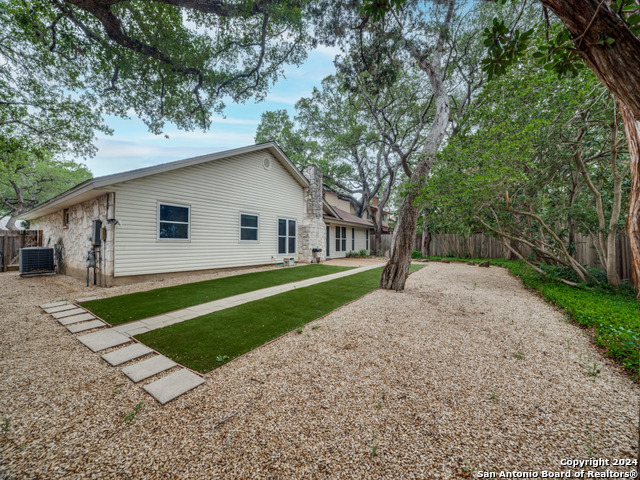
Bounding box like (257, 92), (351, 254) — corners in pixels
(0, 261), (637, 479)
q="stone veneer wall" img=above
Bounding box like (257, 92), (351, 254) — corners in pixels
(300, 164), (326, 263)
(30, 194), (114, 282)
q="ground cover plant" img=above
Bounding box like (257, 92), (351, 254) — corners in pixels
(80, 265), (353, 326)
(137, 265), (424, 373)
(424, 255), (639, 375)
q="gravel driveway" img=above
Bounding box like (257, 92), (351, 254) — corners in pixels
(0, 262), (637, 479)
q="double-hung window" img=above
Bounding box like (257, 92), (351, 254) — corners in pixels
(335, 226), (347, 252)
(278, 219), (296, 254)
(158, 202), (190, 240)
(240, 214), (259, 241)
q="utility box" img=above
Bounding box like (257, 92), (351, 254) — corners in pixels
(19, 247), (55, 275)
(91, 220), (102, 246)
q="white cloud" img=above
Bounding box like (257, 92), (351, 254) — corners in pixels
(314, 44), (343, 58)
(262, 94), (299, 106)
(210, 117), (259, 125)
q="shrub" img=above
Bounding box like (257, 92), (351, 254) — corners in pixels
(359, 249), (369, 258)
(412, 250), (423, 259)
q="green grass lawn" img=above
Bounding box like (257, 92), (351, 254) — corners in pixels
(137, 264), (424, 373)
(80, 264), (353, 326)
(426, 255), (639, 375)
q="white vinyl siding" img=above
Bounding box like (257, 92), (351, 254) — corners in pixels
(112, 151), (305, 277)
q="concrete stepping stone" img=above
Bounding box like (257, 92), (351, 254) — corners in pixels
(102, 344), (154, 366)
(40, 301), (69, 309)
(143, 369), (205, 405)
(44, 304), (79, 314)
(76, 296), (100, 303)
(78, 329), (131, 352)
(122, 355), (177, 383)
(51, 308), (86, 319)
(57, 313), (95, 326)
(67, 320), (105, 333)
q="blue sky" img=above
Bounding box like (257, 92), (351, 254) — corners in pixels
(86, 45), (340, 177)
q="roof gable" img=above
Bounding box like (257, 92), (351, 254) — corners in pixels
(20, 142), (308, 220)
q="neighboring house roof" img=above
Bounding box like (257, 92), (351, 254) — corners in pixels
(19, 142), (307, 221)
(322, 200), (340, 219)
(324, 206), (373, 228)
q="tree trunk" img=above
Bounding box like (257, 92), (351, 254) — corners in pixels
(620, 103), (640, 287)
(539, 0), (640, 118)
(379, 79), (449, 289)
(5, 215), (20, 231)
(605, 101), (624, 289)
(374, 223), (383, 256)
(381, 190), (420, 290)
(421, 227), (431, 257)
(380, 0), (453, 289)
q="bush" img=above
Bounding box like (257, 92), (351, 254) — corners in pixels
(346, 251), (357, 258)
(359, 249), (369, 258)
(412, 250), (424, 259)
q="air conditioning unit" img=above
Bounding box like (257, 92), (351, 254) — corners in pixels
(19, 247), (55, 275)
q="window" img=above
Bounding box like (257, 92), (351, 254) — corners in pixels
(382, 214), (387, 221)
(335, 226), (347, 252)
(351, 228), (355, 251)
(366, 230), (369, 250)
(158, 202), (190, 240)
(240, 213), (259, 241)
(63, 208), (70, 227)
(278, 218), (296, 254)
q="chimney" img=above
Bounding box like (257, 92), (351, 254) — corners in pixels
(300, 164), (326, 263)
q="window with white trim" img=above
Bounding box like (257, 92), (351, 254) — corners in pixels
(366, 230), (369, 250)
(158, 202), (190, 240)
(240, 213), (259, 241)
(278, 218), (296, 254)
(351, 228), (355, 251)
(335, 226), (347, 252)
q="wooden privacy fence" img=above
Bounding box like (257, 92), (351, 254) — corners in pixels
(381, 232), (633, 280)
(0, 230), (44, 272)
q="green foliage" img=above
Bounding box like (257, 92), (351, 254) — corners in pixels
(0, 147), (92, 224)
(254, 110), (321, 169)
(4, 0), (312, 133)
(358, 249), (369, 257)
(481, 18), (533, 80)
(123, 402), (144, 424)
(0, 4), (111, 159)
(81, 264), (353, 325)
(421, 46), (629, 286)
(411, 250), (424, 259)
(481, 1), (640, 78)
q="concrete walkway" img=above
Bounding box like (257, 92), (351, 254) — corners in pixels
(113, 262), (386, 336)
